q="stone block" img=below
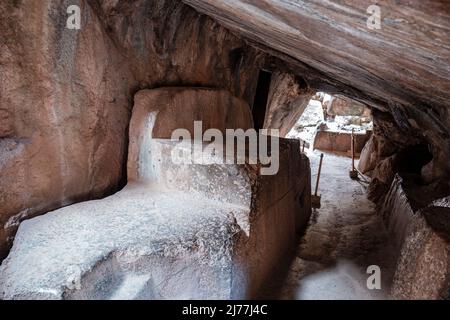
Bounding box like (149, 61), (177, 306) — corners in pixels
(0, 88), (311, 300)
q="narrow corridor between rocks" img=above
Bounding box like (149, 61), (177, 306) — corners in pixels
(261, 151), (396, 300)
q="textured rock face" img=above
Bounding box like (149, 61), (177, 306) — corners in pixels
(313, 130), (371, 154)
(131, 88), (254, 140)
(0, 0), (265, 259)
(1, 0), (449, 299)
(368, 155), (399, 203)
(358, 136), (377, 174)
(183, 0), (450, 108)
(381, 176), (450, 299)
(326, 96), (370, 118)
(184, 0), (450, 188)
(0, 0), (134, 260)
(0, 88), (311, 300)
(263, 72), (313, 137)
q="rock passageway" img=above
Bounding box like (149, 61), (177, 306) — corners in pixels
(261, 151), (397, 300)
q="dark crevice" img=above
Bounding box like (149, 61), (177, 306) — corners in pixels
(252, 70), (272, 130)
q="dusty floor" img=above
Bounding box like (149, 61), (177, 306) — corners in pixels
(259, 151), (396, 300)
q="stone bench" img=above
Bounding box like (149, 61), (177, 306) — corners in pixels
(0, 88), (311, 300)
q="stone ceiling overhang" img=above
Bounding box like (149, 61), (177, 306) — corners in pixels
(183, 0), (450, 112)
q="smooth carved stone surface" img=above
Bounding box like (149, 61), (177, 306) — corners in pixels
(0, 88), (311, 300)
(0, 186), (248, 300)
(132, 87), (253, 140)
(358, 135), (378, 174)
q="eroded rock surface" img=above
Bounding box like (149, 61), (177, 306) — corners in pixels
(263, 72), (313, 137)
(184, 0), (450, 109)
(1, 0), (449, 300)
(381, 175), (450, 299)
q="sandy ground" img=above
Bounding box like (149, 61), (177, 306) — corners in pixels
(259, 151), (396, 300)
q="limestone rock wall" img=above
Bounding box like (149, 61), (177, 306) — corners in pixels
(380, 175), (450, 299)
(0, 0), (265, 260)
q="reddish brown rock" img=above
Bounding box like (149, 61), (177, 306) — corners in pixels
(0, 0), (265, 259)
(313, 130), (371, 154)
(0, 0), (135, 259)
(0, 87), (312, 300)
(184, 0), (450, 109)
(263, 72), (313, 137)
(1, 1), (449, 297)
(368, 155), (399, 202)
(185, 0), (450, 187)
(326, 96), (369, 117)
(0, 109), (13, 138)
(358, 135), (377, 174)
(132, 87), (253, 140)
